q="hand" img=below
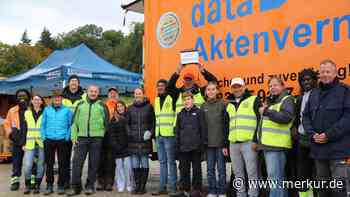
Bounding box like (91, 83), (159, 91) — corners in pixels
(313, 133), (328, 144)
(259, 106), (266, 115)
(251, 143), (258, 152)
(72, 140), (78, 146)
(197, 62), (205, 72)
(143, 130), (152, 141)
(222, 148), (229, 156)
(176, 63), (183, 74)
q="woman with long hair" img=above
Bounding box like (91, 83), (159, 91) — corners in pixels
(23, 94), (46, 194)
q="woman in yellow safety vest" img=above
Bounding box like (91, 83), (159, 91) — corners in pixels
(257, 77), (295, 197)
(23, 94), (46, 195)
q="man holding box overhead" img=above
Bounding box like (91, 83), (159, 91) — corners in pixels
(168, 62), (217, 115)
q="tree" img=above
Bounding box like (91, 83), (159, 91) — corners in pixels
(20, 30), (31, 45)
(38, 27), (56, 49)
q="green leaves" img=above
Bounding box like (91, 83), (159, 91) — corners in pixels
(0, 23), (144, 77)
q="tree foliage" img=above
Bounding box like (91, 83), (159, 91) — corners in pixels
(0, 22), (144, 77)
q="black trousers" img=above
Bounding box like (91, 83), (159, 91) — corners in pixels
(44, 139), (70, 187)
(178, 150), (202, 191)
(71, 138), (103, 190)
(97, 147), (115, 186)
(296, 144), (314, 192)
(11, 145), (24, 179)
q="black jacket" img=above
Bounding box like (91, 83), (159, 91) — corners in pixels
(303, 80), (350, 159)
(61, 86), (84, 103)
(126, 98), (155, 155)
(168, 69), (217, 102)
(291, 92), (312, 146)
(175, 105), (208, 152)
(107, 116), (130, 159)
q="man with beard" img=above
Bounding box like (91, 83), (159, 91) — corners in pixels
(61, 74), (86, 188)
(4, 89), (31, 191)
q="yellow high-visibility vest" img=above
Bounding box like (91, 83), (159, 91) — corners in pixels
(62, 92), (87, 112)
(227, 96), (257, 143)
(261, 95), (293, 149)
(155, 95), (175, 137)
(175, 92), (205, 115)
(24, 110), (43, 150)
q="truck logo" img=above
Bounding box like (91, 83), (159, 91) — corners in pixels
(157, 12), (181, 48)
(191, 0), (288, 28)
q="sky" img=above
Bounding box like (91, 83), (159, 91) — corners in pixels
(0, 0), (144, 45)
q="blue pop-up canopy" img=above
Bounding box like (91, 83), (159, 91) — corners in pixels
(0, 44), (142, 96)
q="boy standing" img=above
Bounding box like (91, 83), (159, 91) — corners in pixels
(175, 92), (207, 197)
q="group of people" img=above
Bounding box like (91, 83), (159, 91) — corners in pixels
(3, 59), (350, 197)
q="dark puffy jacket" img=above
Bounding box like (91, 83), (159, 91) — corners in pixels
(175, 105), (208, 152)
(126, 99), (155, 155)
(303, 80), (350, 159)
(107, 116), (129, 159)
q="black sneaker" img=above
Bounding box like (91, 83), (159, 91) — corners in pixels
(169, 191), (183, 197)
(10, 182), (20, 191)
(152, 190), (168, 195)
(44, 185), (54, 195)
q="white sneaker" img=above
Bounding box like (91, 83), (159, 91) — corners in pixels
(117, 188), (125, 193)
(207, 194), (217, 197)
(126, 186), (134, 192)
(218, 194), (227, 197)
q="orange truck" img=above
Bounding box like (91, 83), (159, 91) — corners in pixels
(123, 0), (350, 101)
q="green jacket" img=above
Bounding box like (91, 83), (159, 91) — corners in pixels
(71, 99), (109, 141)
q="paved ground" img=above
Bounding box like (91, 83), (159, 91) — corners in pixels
(0, 161), (232, 197)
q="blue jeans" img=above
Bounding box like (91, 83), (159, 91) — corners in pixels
(131, 154), (149, 168)
(23, 145), (45, 180)
(157, 136), (177, 191)
(264, 151), (287, 197)
(207, 147), (226, 195)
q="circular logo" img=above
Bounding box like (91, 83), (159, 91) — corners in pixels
(157, 12), (181, 48)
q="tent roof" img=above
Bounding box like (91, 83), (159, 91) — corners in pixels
(7, 43), (140, 82)
(121, 0), (144, 13)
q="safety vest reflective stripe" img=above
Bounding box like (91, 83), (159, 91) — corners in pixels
(229, 125), (256, 132)
(261, 95), (293, 149)
(155, 95), (175, 137)
(28, 128), (40, 131)
(156, 122), (174, 127)
(155, 114), (174, 118)
(261, 126), (290, 135)
(24, 110), (43, 150)
(230, 115), (256, 121)
(227, 96), (257, 143)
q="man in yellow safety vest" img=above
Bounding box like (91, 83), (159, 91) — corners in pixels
(152, 79), (180, 196)
(226, 77), (261, 197)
